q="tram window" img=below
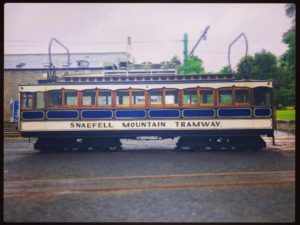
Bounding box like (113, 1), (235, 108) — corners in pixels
(64, 92), (78, 106)
(21, 92), (34, 109)
(132, 91), (145, 106)
(36, 92), (45, 109)
(98, 91), (112, 106)
(235, 89), (249, 104)
(149, 90), (163, 105)
(165, 90), (179, 105)
(48, 91), (62, 107)
(183, 89), (197, 104)
(200, 90), (213, 105)
(253, 87), (272, 106)
(82, 91), (96, 106)
(117, 91), (130, 106)
(218, 89), (232, 104)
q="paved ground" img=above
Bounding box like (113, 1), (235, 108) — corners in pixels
(3, 131), (295, 222)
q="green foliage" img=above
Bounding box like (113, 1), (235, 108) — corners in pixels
(277, 29), (295, 106)
(177, 56), (205, 75)
(236, 55), (255, 79)
(236, 47), (295, 107)
(281, 31), (295, 77)
(236, 50), (278, 80)
(284, 3), (295, 36)
(276, 110), (295, 121)
(275, 3), (296, 107)
(235, 37), (295, 107)
(219, 65), (231, 74)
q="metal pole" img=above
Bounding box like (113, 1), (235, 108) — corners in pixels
(188, 26), (210, 57)
(227, 32), (248, 74)
(48, 38), (71, 81)
(183, 33), (188, 74)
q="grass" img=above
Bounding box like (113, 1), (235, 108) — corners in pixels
(276, 109), (295, 121)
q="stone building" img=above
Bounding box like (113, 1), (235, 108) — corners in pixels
(4, 52), (129, 122)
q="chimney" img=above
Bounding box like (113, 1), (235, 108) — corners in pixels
(127, 36), (132, 62)
(127, 36), (131, 46)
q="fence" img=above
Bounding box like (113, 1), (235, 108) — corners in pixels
(276, 120), (295, 134)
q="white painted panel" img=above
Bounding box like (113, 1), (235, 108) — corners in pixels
(252, 119), (272, 129)
(21, 119), (273, 132)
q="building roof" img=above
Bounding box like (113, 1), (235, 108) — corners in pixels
(4, 52), (129, 69)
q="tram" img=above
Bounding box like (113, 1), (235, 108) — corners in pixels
(18, 38), (275, 151)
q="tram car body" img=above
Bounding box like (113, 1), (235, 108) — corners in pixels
(18, 72), (275, 150)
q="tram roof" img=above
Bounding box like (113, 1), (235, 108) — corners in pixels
(37, 72), (239, 84)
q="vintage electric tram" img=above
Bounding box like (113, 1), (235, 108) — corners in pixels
(19, 70), (275, 150)
(18, 38), (275, 151)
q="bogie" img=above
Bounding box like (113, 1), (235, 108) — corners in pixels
(176, 136), (266, 151)
(34, 137), (122, 152)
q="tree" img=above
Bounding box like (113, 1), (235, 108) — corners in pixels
(236, 50), (278, 80)
(285, 4), (295, 32)
(219, 65), (231, 74)
(235, 4), (295, 107)
(275, 4), (296, 107)
(277, 31), (295, 106)
(170, 55), (182, 66)
(252, 50), (279, 80)
(286, 3), (295, 18)
(236, 55), (255, 79)
(281, 31), (295, 78)
(177, 56), (205, 75)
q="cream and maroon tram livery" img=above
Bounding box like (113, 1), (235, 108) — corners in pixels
(18, 73), (275, 150)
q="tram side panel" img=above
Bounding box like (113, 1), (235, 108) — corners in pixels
(18, 81), (274, 149)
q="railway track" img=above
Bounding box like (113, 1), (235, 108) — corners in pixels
(4, 136), (295, 153)
(4, 170), (295, 198)
(4, 131), (20, 138)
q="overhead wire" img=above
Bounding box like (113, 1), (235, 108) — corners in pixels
(5, 39), (283, 44)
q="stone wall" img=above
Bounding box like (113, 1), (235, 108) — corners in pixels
(4, 70), (44, 122)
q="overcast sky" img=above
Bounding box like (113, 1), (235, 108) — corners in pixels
(4, 3), (292, 72)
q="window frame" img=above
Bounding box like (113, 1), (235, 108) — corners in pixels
(115, 89), (146, 108)
(199, 88), (215, 107)
(81, 89), (98, 108)
(45, 89), (63, 109)
(182, 88), (199, 107)
(252, 86), (273, 107)
(234, 87), (251, 106)
(164, 88), (180, 107)
(62, 89), (79, 108)
(148, 88), (180, 108)
(97, 89), (113, 108)
(116, 89), (131, 108)
(148, 88), (164, 108)
(131, 89), (146, 108)
(21, 92), (35, 110)
(217, 88), (233, 106)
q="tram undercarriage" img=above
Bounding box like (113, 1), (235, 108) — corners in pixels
(33, 134), (268, 151)
(175, 136), (267, 150)
(34, 137), (122, 151)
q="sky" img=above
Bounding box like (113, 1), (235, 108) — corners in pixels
(4, 3), (292, 72)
